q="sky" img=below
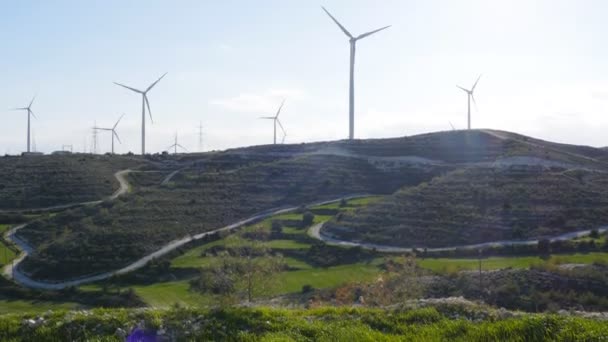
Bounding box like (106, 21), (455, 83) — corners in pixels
(2, 0), (608, 154)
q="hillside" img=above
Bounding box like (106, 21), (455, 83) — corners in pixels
(12, 129), (608, 282)
(18, 154), (443, 280)
(0, 154), (147, 211)
(324, 166), (608, 248)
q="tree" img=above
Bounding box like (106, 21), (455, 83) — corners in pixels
(538, 238), (551, 256)
(302, 212), (315, 226)
(191, 240), (285, 303)
(271, 220), (283, 237)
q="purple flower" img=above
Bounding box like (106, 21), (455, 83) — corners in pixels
(127, 328), (157, 342)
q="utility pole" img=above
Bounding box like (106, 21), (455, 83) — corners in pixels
(198, 121), (204, 152)
(92, 121), (98, 154)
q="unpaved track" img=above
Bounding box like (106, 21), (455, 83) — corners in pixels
(309, 222), (608, 253)
(3, 193), (368, 290)
(0, 169), (133, 214)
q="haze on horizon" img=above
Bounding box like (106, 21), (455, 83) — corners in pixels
(2, 0), (608, 154)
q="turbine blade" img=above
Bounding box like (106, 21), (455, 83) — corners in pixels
(29, 110), (37, 119)
(177, 144), (188, 152)
(356, 25), (391, 40)
(275, 99), (285, 118)
(259, 116), (275, 119)
(321, 6), (353, 39)
(114, 113), (125, 129)
(14, 107), (27, 111)
(472, 94), (479, 112)
(144, 95), (154, 124)
(456, 85), (470, 93)
(449, 121), (455, 130)
(114, 131), (122, 144)
(114, 82), (143, 93)
(28, 95), (36, 108)
(471, 74), (482, 93)
(276, 118), (286, 134)
(146, 72), (168, 93)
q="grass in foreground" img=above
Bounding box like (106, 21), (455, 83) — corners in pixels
(1, 305), (607, 341)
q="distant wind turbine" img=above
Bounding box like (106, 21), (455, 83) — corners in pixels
(13, 96), (37, 153)
(449, 121), (456, 131)
(93, 114), (124, 154)
(114, 73), (167, 155)
(167, 133), (188, 154)
(260, 99), (286, 145)
(457, 74), (482, 130)
(322, 6), (390, 140)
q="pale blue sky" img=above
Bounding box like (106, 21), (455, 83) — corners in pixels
(2, 0), (608, 154)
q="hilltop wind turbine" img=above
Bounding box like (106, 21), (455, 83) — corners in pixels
(114, 73), (167, 155)
(260, 99), (286, 145)
(322, 6), (390, 140)
(457, 74), (482, 130)
(13, 96), (37, 153)
(94, 114), (124, 154)
(167, 133), (188, 154)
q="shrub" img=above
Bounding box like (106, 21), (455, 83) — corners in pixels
(302, 212), (315, 226)
(302, 284), (314, 293)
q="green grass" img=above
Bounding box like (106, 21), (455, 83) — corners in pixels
(419, 253), (608, 273)
(131, 281), (211, 308)
(274, 262), (382, 294)
(2, 305), (608, 341)
(264, 239), (310, 249)
(0, 224), (17, 266)
(0, 299), (80, 314)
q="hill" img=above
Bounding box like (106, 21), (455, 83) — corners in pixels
(12, 129), (608, 282)
(0, 154), (147, 211)
(18, 154), (443, 281)
(324, 166), (608, 248)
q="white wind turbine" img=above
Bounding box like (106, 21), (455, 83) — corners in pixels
(167, 133), (188, 154)
(114, 73), (167, 155)
(93, 114), (125, 155)
(13, 96), (37, 153)
(260, 100), (286, 145)
(457, 75), (482, 130)
(322, 6), (390, 140)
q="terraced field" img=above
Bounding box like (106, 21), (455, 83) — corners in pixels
(0, 154), (146, 210)
(18, 155), (440, 281)
(325, 166), (608, 248)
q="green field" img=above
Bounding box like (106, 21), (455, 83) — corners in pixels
(0, 299), (80, 315)
(419, 253), (608, 273)
(0, 224), (17, 266)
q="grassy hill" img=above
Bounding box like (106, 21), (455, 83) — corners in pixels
(325, 166), (608, 248)
(0, 154), (147, 210)
(13, 129), (608, 281)
(18, 154), (442, 280)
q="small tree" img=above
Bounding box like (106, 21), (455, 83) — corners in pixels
(302, 212), (315, 226)
(590, 229), (600, 239)
(538, 238), (551, 256)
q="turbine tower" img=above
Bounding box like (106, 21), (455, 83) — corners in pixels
(13, 96), (37, 153)
(457, 75), (482, 130)
(93, 114), (124, 154)
(260, 100), (286, 145)
(114, 73), (167, 155)
(322, 6), (390, 140)
(167, 133), (188, 154)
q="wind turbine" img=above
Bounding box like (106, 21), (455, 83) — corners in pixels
(167, 133), (188, 154)
(281, 127), (287, 144)
(322, 6), (390, 140)
(93, 114), (124, 154)
(260, 99), (286, 145)
(13, 96), (37, 153)
(457, 74), (482, 130)
(114, 73), (167, 155)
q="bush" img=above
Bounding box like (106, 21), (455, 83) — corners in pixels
(590, 229), (600, 239)
(302, 212), (315, 226)
(302, 284), (314, 293)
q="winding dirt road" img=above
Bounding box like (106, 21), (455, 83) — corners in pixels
(309, 222), (608, 253)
